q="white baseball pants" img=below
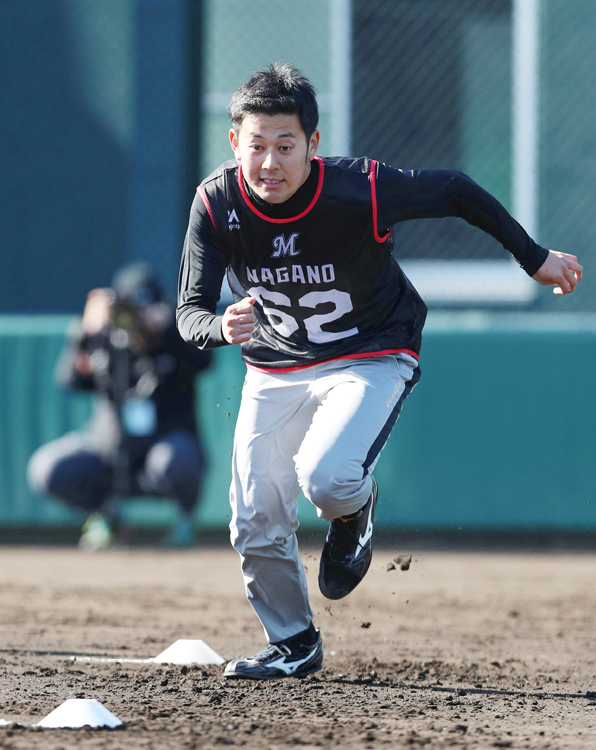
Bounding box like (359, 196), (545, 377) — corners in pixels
(229, 353), (420, 643)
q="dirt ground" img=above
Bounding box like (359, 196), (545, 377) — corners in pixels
(0, 543), (595, 749)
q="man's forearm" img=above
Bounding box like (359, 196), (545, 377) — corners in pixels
(176, 306), (228, 349)
(379, 166), (549, 275)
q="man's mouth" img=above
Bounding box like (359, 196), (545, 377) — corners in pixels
(260, 178), (283, 186)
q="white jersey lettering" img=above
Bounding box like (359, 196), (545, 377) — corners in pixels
(321, 264), (335, 283)
(261, 268), (274, 284)
(247, 286), (299, 338)
(306, 266), (320, 284)
(248, 286), (358, 344)
(246, 265), (336, 286)
(299, 289), (357, 343)
(276, 267), (289, 283)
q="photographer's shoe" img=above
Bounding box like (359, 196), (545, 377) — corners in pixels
(78, 514), (114, 551)
(224, 632), (323, 680)
(318, 477), (378, 600)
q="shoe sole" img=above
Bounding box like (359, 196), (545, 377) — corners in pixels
(224, 662), (323, 681)
(318, 478), (378, 600)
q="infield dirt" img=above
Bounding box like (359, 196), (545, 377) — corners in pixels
(0, 544), (595, 749)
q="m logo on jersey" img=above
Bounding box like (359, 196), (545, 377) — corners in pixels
(272, 233), (300, 258)
(228, 209), (240, 230)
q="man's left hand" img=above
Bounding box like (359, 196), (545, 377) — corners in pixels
(532, 250), (583, 294)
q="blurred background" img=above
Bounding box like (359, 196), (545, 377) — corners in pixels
(1, 0), (595, 545)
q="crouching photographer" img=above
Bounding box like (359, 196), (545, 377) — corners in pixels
(28, 263), (212, 549)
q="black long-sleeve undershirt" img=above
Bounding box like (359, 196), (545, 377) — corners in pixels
(178, 199), (228, 350)
(376, 165), (547, 274)
(177, 160), (548, 352)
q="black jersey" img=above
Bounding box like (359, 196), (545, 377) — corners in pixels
(177, 156), (548, 370)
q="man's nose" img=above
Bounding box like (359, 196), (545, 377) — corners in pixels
(262, 150), (279, 170)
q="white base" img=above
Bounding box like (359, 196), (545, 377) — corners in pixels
(37, 699), (123, 729)
(154, 639), (225, 665)
(72, 639), (225, 666)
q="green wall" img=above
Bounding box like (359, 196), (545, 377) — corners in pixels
(1, 313), (595, 534)
(376, 314), (596, 530)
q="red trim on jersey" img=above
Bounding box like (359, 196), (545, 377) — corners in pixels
(246, 348), (419, 374)
(197, 185), (216, 229)
(370, 160), (391, 243)
(237, 156), (325, 223)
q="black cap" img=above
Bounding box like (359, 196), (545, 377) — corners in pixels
(111, 263), (163, 306)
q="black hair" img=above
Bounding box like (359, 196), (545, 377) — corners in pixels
(227, 63), (319, 142)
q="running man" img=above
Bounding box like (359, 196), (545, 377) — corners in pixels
(177, 63), (582, 680)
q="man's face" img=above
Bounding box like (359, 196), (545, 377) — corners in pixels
(230, 113), (319, 204)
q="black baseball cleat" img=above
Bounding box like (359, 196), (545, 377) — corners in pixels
(318, 477), (378, 600)
(224, 632), (323, 680)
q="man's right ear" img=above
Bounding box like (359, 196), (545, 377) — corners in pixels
(229, 129), (240, 159)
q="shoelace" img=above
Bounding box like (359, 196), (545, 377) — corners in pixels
(327, 506), (368, 556)
(251, 643), (292, 663)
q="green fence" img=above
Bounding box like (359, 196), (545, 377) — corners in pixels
(201, 0), (596, 313)
(3, 0), (596, 316)
(1, 314), (595, 535)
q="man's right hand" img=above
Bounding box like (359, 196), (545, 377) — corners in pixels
(222, 297), (256, 344)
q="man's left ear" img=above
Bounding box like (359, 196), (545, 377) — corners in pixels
(308, 130), (320, 160)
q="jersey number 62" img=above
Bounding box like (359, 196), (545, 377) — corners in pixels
(247, 286), (358, 344)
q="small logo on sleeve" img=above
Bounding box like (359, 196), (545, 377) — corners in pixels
(228, 209), (240, 230)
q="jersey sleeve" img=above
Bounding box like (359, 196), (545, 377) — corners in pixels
(375, 164), (549, 276)
(177, 189), (229, 349)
